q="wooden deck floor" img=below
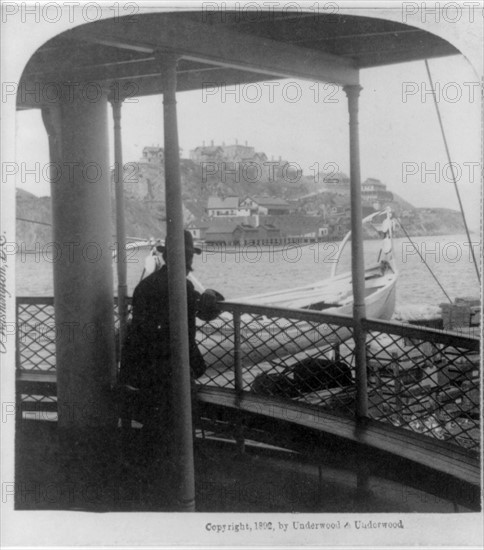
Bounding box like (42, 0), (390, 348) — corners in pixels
(14, 419), (477, 513)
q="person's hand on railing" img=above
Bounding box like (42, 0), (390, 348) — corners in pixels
(197, 289), (225, 321)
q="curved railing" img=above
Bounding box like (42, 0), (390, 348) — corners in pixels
(15, 296), (480, 452)
(194, 300), (480, 454)
(15, 295), (480, 500)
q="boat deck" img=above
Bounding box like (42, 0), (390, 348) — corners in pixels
(14, 296), (481, 512)
(14, 416), (478, 512)
(15, 369), (481, 510)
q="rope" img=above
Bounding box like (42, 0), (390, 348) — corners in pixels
(396, 218), (453, 304)
(16, 217), (52, 227)
(424, 59), (480, 284)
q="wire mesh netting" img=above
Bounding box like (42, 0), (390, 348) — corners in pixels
(16, 298), (134, 409)
(113, 297), (133, 329)
(17, 300), (56, 372)
(197, 308), (357, 417)
(365, 327), (480, 453)
(17, 298), (133, 373)
(15, 298), (480, 453)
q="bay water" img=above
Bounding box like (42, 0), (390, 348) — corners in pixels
(15, 234), (480, 313)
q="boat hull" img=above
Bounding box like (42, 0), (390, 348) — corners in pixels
(197, 269), (397, 369)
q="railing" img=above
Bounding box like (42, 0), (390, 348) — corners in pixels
(363, 318), (480, 452)
(16, 297), (480, 454)
(16, 297), (56, 372)
(197, 302), (356, 415)
(196, 301), (480, 454)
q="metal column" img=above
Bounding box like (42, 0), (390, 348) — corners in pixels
(344, 84), (369, 419)
(109, 97), (128, 365)
(344, 84), (371, 499)
(41, 92), (117, 432)
(233, 311), (245, 454)
(159, 53), (196, 512)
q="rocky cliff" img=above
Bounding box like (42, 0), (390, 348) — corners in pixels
(15, 159), (467, 246)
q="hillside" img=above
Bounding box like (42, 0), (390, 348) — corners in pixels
(16, 190), (53, 246)
(407, 208), (469, 237)
(15, 154), (467, 246)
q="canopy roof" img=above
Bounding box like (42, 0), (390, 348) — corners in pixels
(18, 11), (459, 109)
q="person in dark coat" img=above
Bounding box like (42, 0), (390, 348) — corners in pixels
(120, 229), (223, 452)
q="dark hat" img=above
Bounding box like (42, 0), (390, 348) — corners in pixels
(156, 229), (202, 255)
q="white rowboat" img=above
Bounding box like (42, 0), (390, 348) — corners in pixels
(195, 209), (398, 368)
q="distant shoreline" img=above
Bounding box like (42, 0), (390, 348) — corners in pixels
(13, 231), (472, 256)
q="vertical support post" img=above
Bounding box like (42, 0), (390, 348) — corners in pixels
(41, 94), (117, 432)
(233, 310), (245, 454)
(109, 96), (128, 366)
(392, 352), (403, 421)
(159, 52), (195, 512)
(343, 84), (368, 420)
(233, 311), (243, 394)
(373, 360), (382, 393)
(344, 84), (370, 500)
(332, 343), (341, 362)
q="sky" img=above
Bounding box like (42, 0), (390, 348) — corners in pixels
(15, 54), (481, 230)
